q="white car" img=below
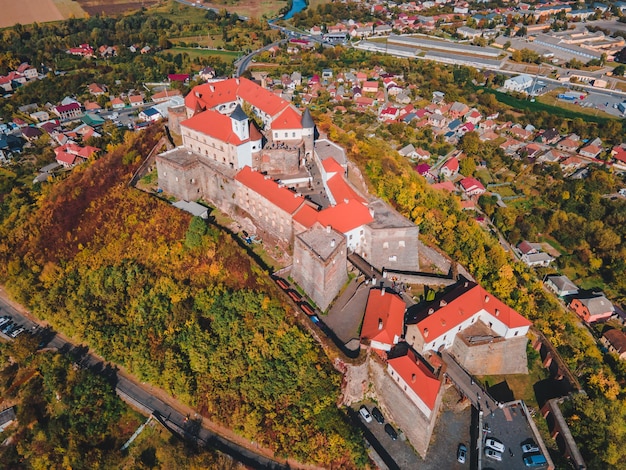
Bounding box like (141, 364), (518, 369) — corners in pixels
(359, 406), (373, 423)
(485, 438), (505, 453)
(485, 448), (503, 461)
(10, 327), (25, 338)
(521, 443), (540, 454)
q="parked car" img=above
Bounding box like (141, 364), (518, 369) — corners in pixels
(4, 323), (19, 335)
(359, 406), (372, 423)
(371, 407), (384, 424)
(384, 423), (398, 440)
(457, 443), (467, 464)
(523, 453), (547, 467)
(1, 321), (15, 334)
(10, 327), (25, 338)
(521, 443), (540, 454)
(485, 438), (505, 453)
(485, 448), (502, 461)
(0, 316), (11, 327)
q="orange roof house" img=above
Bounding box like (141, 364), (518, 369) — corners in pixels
(569, 294), (614, 324)
(360, 288), (406, 351)
(387, 347), (441, 418)
(405, 279), (531, 354)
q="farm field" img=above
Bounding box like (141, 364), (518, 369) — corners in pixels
(199, 0), (289, 19)
(75, 0), (159, 16)
(0, 0), (66, 28)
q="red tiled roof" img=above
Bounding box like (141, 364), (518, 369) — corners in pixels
(181, 109), (244, 145)
(459, 176), (485, 192)
(317, 199), (373, 233)
(249, 121), (262, 141)
(185, 78), (290, 119)
(387, 350), (440, 410)
(431, 181), (456, 192)
(293, 204), (319, 229)
(271, 106), (302, 130)
(412, 282), (531, 342)
(152, 89), (182, 101)
(612, 146), (626, 164)
(235, 166), (305, 215)
(361, 288), (406, 348)
(442, 157), (459, 171)
(55, 103), (81, 113)
(129, 95), (144, 103)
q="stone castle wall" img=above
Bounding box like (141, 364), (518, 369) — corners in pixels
(448, 335), (529, 375)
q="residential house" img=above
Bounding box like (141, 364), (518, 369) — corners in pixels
(129, 95), (145, 107)
(545, 275), (579, 297)
(465, 109), (482, 125)
(67, 44), (94, 57)
(500, 139), (523, 155)
(415, 163), (435, 179)
(428, 113), (448, 129)
(168, 74), (189, 84)
(399, 143), (418, 158)
(380, 106), (400, 121)
(516, 241), (555, 267)
(16, 62), (37, 80)
(569, 294), (614, 323)
(110, 97), (126, 109)
(611, 145), (626, 167)
(30, 111), (50, 122)
(459, 177), (486, 197)
(362, 81), (379, 94)
(139, 107), (162, 122)
(54, 142), (99, 168)
(439, 157), (459, 179)
(88, 83), (107, 96)
(152, 89), (182, 103)
(98, 45), (118, 57)
(560, 156), (585, 174)
(538, 149), (567, 164)
(53, 103), (82, 120)
(601, 329), (626, 360)
(360, 288), (406, 351)
(199, 66), (216, 81)
(557, 136), (580, 153)
(579, 143), (602, 159)
(387, 346), (442, 419)
(537, 128), (561, 145)
(414, 147), (431, 160)
(449, 102), (469, 120)
(509, 126), (533, 141)
(21, 126), (43, 141)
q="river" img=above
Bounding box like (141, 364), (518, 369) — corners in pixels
(282, 0), (307, 19)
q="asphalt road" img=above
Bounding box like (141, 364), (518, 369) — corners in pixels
(0, 290), (294, 470)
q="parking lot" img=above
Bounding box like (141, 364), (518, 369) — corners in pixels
(480, 402), (548, 470)
(355, 386), (473, 470)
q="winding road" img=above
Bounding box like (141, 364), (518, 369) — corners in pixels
(0, 288), (316, 470)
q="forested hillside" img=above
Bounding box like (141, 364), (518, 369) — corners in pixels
(0, 127), (368, 467)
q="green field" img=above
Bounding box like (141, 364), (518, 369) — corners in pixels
(164, 47), (241, 62)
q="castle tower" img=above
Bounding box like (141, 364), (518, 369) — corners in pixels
(230, 104), (249, 141)
(301, 108), (315, 159)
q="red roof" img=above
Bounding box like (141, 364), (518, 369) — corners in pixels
(271, 106), (302, 130)
(235, 166), (305, 215)
(168, 74), (189, 82)
(55, 103), (81, 113)
(293, 204), (319, 229)
(442, 157), (459, 172)
(361, 289), (406, 348)
(612, 146), (626, 164)
(388, 350), (440, 410)
(431, 181), (456, 192)
(323, 159), (367, 205)
(459, 176), (485, 192)
(185, 78), (290, 120)
(411, 282), (531, 342)
(317, 200), (373, 233)
(181, 109), (244, 145)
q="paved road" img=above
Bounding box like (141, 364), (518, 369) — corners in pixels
(234, 39), (287, 77)
(0, 289), (302, 470)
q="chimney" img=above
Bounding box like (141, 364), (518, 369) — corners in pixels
(209, 85), (215, 92)
(440, 300), (447, 307)
(236, 78), (240, 85)
(378, 319), (383, 330)
(326, 225), (331, 233)
(331, 239), (336, 248)
(485, 295), (490, 303)
(464, 281), (468, 287)
(381, 289), (386, 296)
(428, 308), (434, 315)
(411, 373), (416, 383)
(495, 309), (500, 317)
(424, 328), (429, 338)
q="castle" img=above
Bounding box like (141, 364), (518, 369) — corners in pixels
(157, 77), (419, 310)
